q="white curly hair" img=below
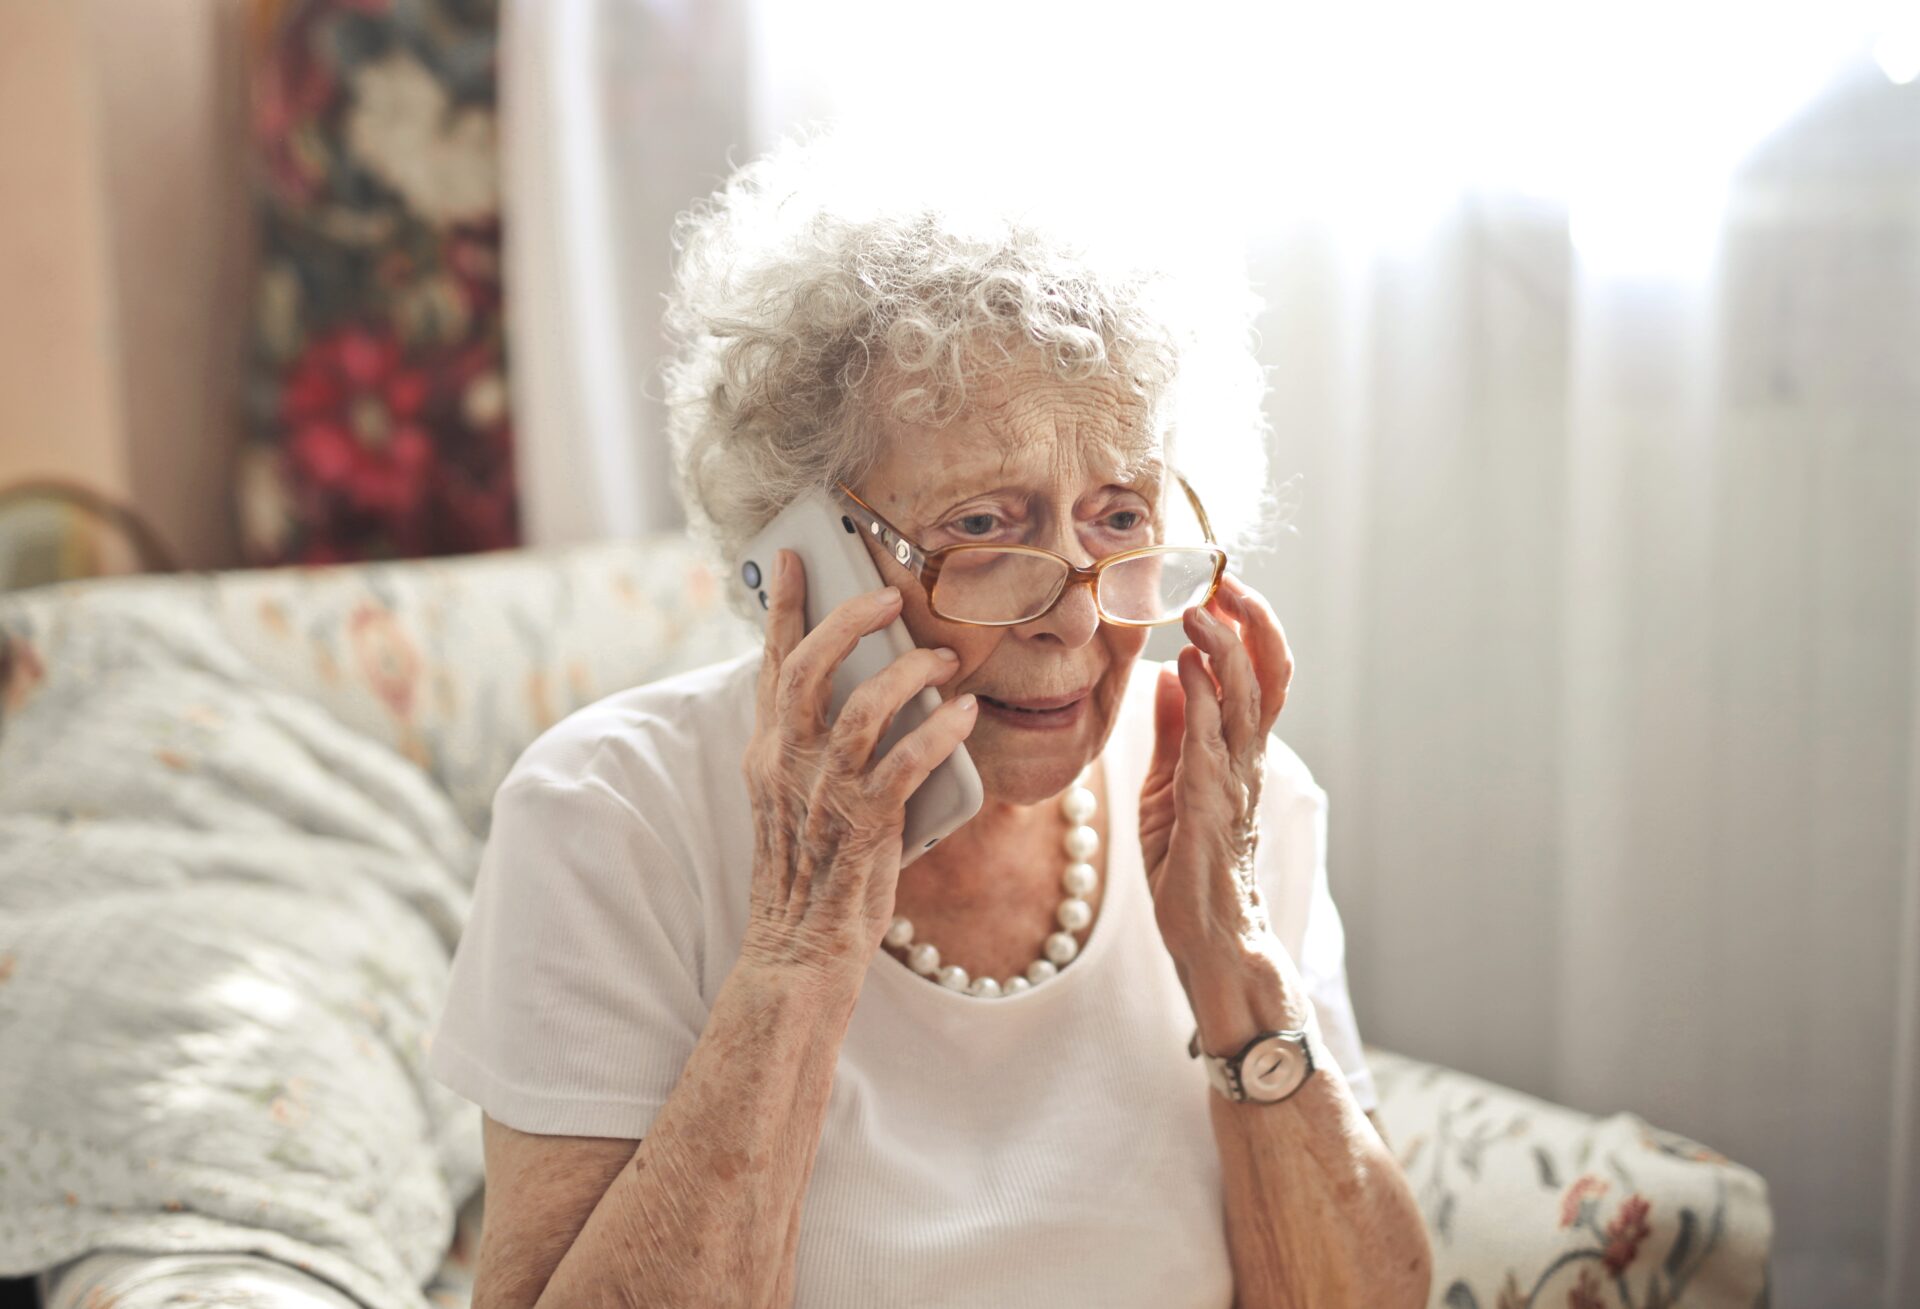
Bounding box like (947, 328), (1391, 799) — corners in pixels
(660, 124), (1283, 621)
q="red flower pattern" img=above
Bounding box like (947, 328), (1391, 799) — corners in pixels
(1559, 1174), (1609, 1229)
(280, 326), (439, 556)
(1567, 1265), (1606, 1309)
(283, 328), (437, 532)
(265, 323), (516, 563)
(2, 637), (45, 714)
(348, 602), (422, 722)
(1602, 1193), (1653, 1274)
(250, 14), (338, 207)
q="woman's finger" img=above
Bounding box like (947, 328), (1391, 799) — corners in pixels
(756, 549), (807, 730)
(1184, 601), (1259, 763)
(825, 645), (960, 779)
(1175, 642), (1227, 772)
(870, 689), (980, 810)
(1217, 573), (1292, 739)
(775, 579), (904, 746)
(1143, 662), (1187, 798)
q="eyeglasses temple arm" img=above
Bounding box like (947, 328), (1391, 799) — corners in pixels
(830, 482), (930, 574)
(1174, 471), (1217, 545)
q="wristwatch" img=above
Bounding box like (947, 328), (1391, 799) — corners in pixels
(1188, 1026), (1316, 1103)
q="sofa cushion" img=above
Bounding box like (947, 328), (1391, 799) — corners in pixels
(1368, 1046), (1773, 1309)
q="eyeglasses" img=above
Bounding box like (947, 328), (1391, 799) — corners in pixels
(829, 472), (1228, 628)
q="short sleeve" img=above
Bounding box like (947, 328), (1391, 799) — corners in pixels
(426, 773), (710, 1138)
(1255, 754), (1380, 1115)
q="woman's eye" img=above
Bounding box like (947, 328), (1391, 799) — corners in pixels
(952, 513), (1001, 536)
(1106, 510), (1145, 532)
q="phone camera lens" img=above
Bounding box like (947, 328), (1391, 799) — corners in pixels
(841, 516), (856, 534)
(758, 589), (769, 609)
(741, 560), (762, 588)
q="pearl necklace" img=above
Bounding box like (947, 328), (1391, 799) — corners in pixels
(882, 763), (1100, 999)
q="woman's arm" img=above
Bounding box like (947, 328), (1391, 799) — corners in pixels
(1179, 936), (1432, 1309)
(1143, 577), (1430, 1309)
(479, 956), (861, 1309)
(472, 554), (972, 1308)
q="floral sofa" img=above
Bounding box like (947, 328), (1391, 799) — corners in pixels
(0, 539), (1773, 1308)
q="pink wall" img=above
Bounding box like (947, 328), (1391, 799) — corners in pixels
(0, 0), (255, 572)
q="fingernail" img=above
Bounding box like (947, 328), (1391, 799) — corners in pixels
(875, 585), (901, 609)
(1194, 607), (1217, 631)
(957, 693), (977, 712)
(935, 647), (959, 662)
(777, 550), (792, 583)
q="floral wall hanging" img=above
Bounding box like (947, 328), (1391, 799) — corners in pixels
(238, 0), (518, 565)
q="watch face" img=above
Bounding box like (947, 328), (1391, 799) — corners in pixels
(1241, 1036), (1307, 1100)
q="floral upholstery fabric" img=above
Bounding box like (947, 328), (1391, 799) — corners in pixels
(10, 537), (756, 840)
(1368, 1048), (1773, 1308)
(188, 537), (755, 837)
(240, 0), (517, 565)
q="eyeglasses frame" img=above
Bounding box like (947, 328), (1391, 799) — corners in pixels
(829, 471), (1228, 629)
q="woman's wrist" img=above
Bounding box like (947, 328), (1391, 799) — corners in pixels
(733, 930), (872, 1020)
(1175, 928), (1317, 1056)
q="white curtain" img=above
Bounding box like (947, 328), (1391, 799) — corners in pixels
(1250, 109), (1918, 1309)
(500, 0), (750, 542)
(500, 4), (1920, 1302)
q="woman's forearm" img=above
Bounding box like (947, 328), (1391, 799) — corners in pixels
(1180, 935), (1433, 1309)
(534, 954), (861, 1309)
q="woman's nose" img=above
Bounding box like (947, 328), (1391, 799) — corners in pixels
(1018, 570), (1101, 646)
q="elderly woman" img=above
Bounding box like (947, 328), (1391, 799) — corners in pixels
(427, 132), (1431, 1308)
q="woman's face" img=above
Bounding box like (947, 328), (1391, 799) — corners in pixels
(851, 363), (1161, 806)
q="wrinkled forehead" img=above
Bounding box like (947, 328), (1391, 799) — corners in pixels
(871, 366), (1166, 520)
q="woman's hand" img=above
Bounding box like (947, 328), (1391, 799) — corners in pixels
(738, 549), (981, 988)
(1138, 572), (1295, 967)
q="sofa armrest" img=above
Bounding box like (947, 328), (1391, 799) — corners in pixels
(1367, 1045), (1774, 1309)
(43, 1250), (361, 1309)
(0, 535), (759, 837)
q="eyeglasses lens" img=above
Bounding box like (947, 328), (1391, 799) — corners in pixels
(932, 548), (1220, 625)
(929, 550), (1066, 624)
(1098, 550), (1219, 623)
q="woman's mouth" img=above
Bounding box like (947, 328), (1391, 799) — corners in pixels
(975, 691), (1089, 730)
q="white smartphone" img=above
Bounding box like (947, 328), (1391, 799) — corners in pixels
(735, 488), (985, 868)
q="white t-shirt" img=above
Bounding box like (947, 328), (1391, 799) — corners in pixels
(427, 648), (1378, 1308)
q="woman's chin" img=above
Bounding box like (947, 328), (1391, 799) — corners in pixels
(958, 669), (1129, 805)
(967, 739), (1095, 807)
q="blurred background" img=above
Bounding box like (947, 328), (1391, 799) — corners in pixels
(1, 1), (1915, 1304)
